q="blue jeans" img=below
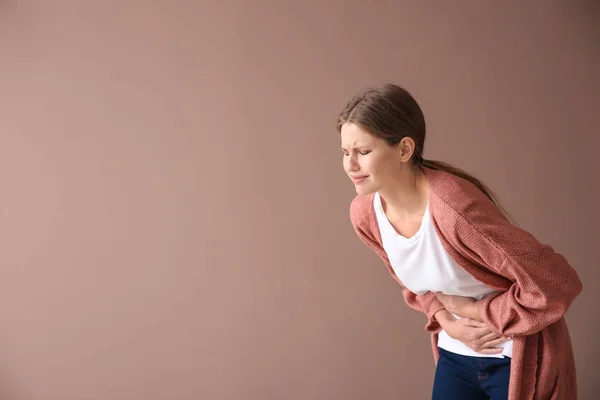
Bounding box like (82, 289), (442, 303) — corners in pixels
(432, 347), (511, 400)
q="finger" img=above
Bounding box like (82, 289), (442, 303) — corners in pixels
(462, 319), (488, 328)
(468, 327), (494, 340)
(473, 332), (500, 346)
(481, 337), (510, 349)
(475, 347), (504, 355)
(462, 324), (494, 337)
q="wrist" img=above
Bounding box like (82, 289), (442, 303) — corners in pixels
(466, 301), (482, 321)
(433, 309), (456, 329)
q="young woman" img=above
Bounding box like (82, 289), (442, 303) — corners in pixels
(338, 83), (582, 399)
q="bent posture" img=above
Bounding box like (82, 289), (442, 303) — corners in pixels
(338, 83), (582, 399)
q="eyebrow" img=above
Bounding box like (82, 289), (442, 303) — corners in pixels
(341, 144), (370, 150)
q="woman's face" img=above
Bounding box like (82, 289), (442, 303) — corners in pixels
(340, 122), (412, 195)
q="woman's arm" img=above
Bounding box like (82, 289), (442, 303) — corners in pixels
(402, 289), (446, 333)
(436, 185), (583, 338)
(474, 248), (582, 337)
(434, 292), (482, 322)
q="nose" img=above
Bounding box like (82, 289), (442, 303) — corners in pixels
(344, 153), (360, 173)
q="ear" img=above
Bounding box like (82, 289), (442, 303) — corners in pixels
(397, 137), (416, 163)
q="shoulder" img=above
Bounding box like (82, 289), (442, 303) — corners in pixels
(423, 167), (503, 219)
(349, 193), (384, 251)
(423, 166), (542, 258)
(349, 193), (376, 227)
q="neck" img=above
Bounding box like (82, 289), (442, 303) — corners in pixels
(378, 166), (429, 217)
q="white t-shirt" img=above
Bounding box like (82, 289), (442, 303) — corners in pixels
(373, 192), (512, 358)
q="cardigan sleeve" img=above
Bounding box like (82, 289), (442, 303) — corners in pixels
(403, 288), (445, 333)
(350, 206), (445, 334)
(447, 190), (583, 337)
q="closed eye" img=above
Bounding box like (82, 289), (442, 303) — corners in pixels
(341, 148), (371, 156)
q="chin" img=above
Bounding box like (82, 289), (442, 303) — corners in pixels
(354, 184), (377, 196)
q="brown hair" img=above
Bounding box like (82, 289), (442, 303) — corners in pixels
(337, 83), (510, 217)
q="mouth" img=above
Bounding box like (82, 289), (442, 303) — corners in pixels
(350, 175), (368, 184)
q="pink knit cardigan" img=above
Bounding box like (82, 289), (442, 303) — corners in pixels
(349, 167), (582, 399)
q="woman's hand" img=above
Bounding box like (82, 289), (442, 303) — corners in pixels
(434, 309), (510, 354)
(435, 292), (480, 321)
(447, 317), (510, 354)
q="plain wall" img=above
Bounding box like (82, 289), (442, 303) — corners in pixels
(0, 1), (598, 399)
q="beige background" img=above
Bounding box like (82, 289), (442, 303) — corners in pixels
(1, 1), (598, 399)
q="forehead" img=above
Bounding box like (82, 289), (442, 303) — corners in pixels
(340, 123), (377, 147)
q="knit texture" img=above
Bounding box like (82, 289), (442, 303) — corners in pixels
(350, 166), (582, 400)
